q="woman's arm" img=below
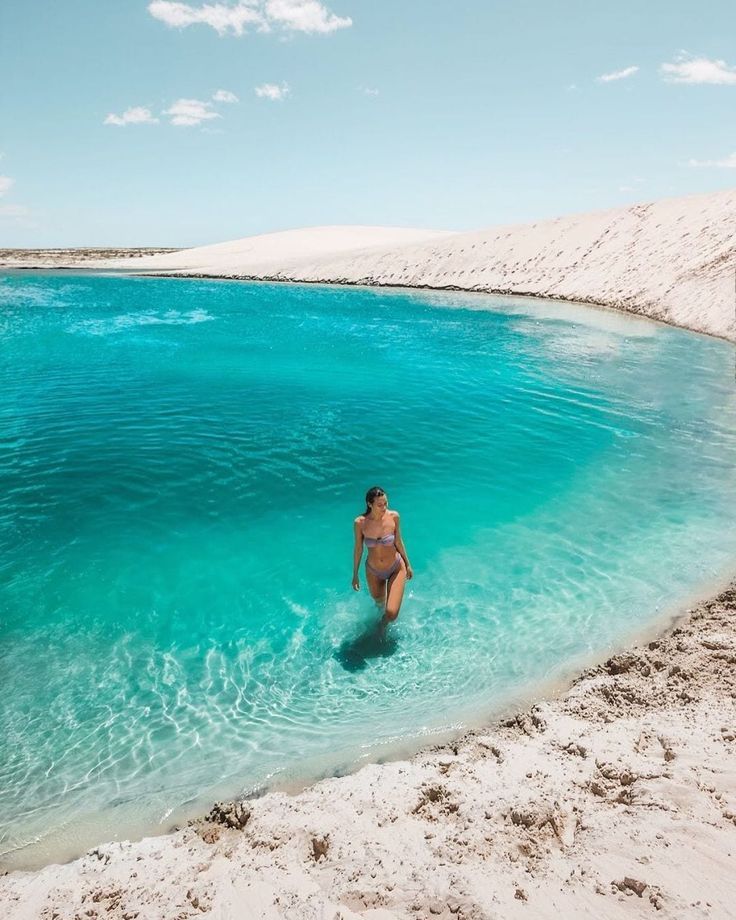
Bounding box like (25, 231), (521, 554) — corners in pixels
(352, 518), (364, 590)
(392, 511), (413, 580)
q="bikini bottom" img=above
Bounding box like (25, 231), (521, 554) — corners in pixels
(366, 553), (401, 581)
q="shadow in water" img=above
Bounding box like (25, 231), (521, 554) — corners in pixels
(335, 618), (398, 672)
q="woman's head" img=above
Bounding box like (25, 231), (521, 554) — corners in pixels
(364, 486), (387, 516)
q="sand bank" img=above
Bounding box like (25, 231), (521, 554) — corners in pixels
(4, 191), (734, 340)
(82, 189), (736, 342)
(3, 582), (735, 919)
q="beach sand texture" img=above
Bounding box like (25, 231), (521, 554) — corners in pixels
(2, 584), (735, 919)
(89, 188), (736, 342)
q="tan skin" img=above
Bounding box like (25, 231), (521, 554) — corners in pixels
(352, 493), (413, 622)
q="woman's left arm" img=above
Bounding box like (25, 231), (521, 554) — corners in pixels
(393, 511), (413, 580)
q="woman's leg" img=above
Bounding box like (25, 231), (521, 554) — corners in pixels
(384, 559), (407, 622)
(365, 565), (387, 607)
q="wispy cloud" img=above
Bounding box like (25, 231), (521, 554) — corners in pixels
(148, 1), (266, 35)
(0, 175), (14, 197)
(104, 106), (159, 126)
(266, 0), (351, 33)
(164, 98), (222, 126)
(104, 93), (238, 129)
(361, 86), (379, 96)
(661, 54), (736, 85)
(212, 88), (239, 103)
(688, 151), (736, 168)
(255, 81), (290, 101)
(148, 0), (351, 36)
(597, 65), (639, 83)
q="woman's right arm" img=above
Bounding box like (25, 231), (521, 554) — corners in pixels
(352, 518), (364, 590)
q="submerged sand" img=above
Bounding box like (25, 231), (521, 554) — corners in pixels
(2, 583), (735, 919)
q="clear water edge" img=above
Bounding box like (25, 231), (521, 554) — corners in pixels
(101, 268), (736, 346)
(7, 560), (734, 876)
(1, 272), (735, 872)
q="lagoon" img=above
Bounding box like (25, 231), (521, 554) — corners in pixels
(1, 273), (735, 870)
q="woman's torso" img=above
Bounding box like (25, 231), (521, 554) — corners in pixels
(361, 510), (397, 568)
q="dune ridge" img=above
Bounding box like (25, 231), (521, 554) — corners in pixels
(96, 189), (736, 341)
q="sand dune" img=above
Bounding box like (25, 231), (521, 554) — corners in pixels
(100, 225), (456, 274)
(97, 189), (736, 341)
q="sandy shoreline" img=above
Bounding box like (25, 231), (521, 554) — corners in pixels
(94, 188), (736, 343)
(0, 248), (179, 267)
(3, 189), (735, 341)
(2, 578), (735, 919)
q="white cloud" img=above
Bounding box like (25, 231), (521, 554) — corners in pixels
(0, 175), (14, 197)
(597, 65), (639, 83)
(148, 0), (350, 36)
(661, 54), (736, 85)
(148, 1), (267, 36)
(104, 106), (159, 126)
(255, 81), (290, 100)
(264, 0), (350, 33)
(688, 151), (736, 168)
(164, 98), (222, 126)
(212, 88), (239, 103)
(103, 94), (236, 130)
(361, 86), (379, 96)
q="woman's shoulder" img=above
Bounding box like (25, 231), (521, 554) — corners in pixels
(354, 514), (366, 526)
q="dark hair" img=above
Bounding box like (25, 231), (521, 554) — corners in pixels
(364, 486), (386, 516)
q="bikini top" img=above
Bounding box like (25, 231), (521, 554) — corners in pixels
(363, 532), (396, 548)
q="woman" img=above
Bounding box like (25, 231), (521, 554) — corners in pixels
(352, 486), (413, 622)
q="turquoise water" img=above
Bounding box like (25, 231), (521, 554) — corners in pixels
(1, 273), (735, 871)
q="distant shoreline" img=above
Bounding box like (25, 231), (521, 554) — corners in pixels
(2, 262), (732, 345)
(0, 247), (180, 266)
(3, 188), (734, 342)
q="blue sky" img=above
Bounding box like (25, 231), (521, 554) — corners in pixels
(1, 0), (736, 246)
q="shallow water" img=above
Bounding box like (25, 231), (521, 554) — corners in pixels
(1, 273), (735, 870)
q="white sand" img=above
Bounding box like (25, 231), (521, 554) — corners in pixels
(91, 189), (736, 341)
(96, 226), (456, 275)
(3, 584), (735, 919)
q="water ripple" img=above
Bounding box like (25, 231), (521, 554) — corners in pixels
(1, 274), (735, 870)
